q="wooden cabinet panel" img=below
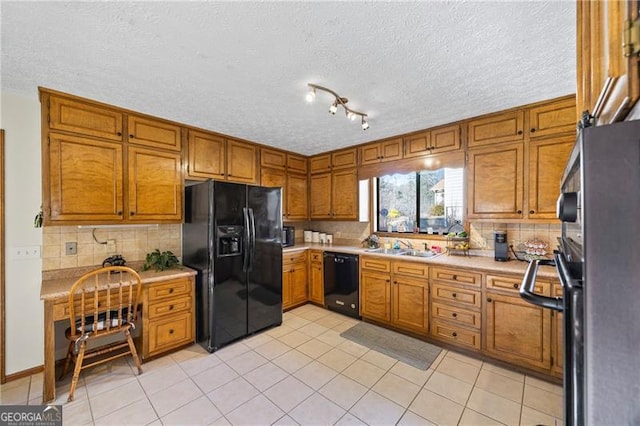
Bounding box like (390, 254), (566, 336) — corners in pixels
(467, 111), (524, 147)
(431, 282), (481, 309)
(47, 133), (123, 222)
(287, 154), (307, 174)
(127, 114), (181, 151)
(261, 148), (286, 169)
(360, 271), (391, 322)
(485, 292), (551, 369)
(147, 277), (192, 300)
(147, 296), (191, 319)
(431, 302), (481, 329)
(286, 173), (308, 220)
(331, 148), (357, 169)
(310, 154), (332, 174)
(290, 264), (308, 306)
(392, 261), (429, 279)
(187, 130), (226, 179)
(361, 257), (391, 273)
(430, 320), (481, 350)
(128, 147), (182, 221)
(49, 95), (123, 141)
(331, 168), (358, 220)
(360, 143), (383, 165)
(404, 125), (460, 158)
(486, 274), (550, 296)
(430, 267), (481, 287)
(261, 167), (286, 192)
(404, 131), (431, 158)
(309, 173), (332, 219)
(551, 283), (563, 376)
(309, 250), (324, 305)
(227, 139), (257, 184)
(527, 136), (574, 219)
(147, 311), (193, 356)
(392, 276), (428, 334)
(528, 98), (577, 138)
(360, 138), (402, 165)
(283, 251), (308, 310)
(467, 142), (524, 219)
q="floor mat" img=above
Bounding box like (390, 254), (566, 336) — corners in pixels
(340, 322), (442, 370)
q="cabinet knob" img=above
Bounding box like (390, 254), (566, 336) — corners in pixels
(169, 288), (174, 294)
(452, 275), (457, 280)
(116, 132), (122, 136)
(130, 212), (135, 216)
(169, 329), (174, 334)
(452, 293), (457, 298)
(487, 297), (493, 302)
(393, 280), (398, 285)
(513, 283), (518, 289)
(169, 305), (174, 310)
(452, 332), (457, 337)
(530, 128), (536, 133)
(516, 210), (522, 214)
(129, 134), (134, 138)
(117, 211), (122, 215)
(452, 312), (457, 317)
(517, 130), (523, 135)
(529, 210), (535, 214)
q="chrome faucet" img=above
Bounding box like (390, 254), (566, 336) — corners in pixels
(398, 240), (413, 249)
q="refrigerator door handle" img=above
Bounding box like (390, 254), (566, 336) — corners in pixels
(242, 207), (250, 273)
(248, 208), (256, 271)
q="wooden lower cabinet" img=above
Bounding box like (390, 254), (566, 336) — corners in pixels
(485, 291), (552, 370)
(141, 276), (195, 359)
(283, 250), (308, 310)
(360, 257), (428, 334)
(309, 250), (324, 305)
(551, 283), (563, 376)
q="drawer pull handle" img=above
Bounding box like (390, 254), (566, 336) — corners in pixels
(393, 280), (398, 285)
(452, 312), (457, 317)
(452, 332), (457, 337)
(452, 293), (457, 298)
(513, 283), (519, 289)
(487, 297), (493, 302)
(169, 288), (174, 294)
(452, 275), (457, 280)
(169, 305), (174, 310)
(129, 134), (135, 138)
(169, 329), (174, 334)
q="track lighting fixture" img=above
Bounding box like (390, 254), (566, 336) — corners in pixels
(306, 83), (369, 130)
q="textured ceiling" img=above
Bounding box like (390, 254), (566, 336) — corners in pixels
(1, 1), (576, 156)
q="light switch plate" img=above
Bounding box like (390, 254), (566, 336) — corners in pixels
(12, 246), (41, 259)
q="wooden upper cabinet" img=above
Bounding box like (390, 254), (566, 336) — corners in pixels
(227, 139), (258, 184)
(331, 148), (358, 170)
(186, 130), (226, 179)
(287, 154), (307, 174)
(127, 114), (181, 151)
(467, 142), (524, 219)
(47, 132), (124, 223)
(577, 0), (639, 123)
(127, 146), (182, 222)
(261, 148), (286, 170)
(286, 173), (308, 221)
(404, 124), (460, 158)
(309, 173), (332, 219)
(527, 136), (574, 219)
(467, 111), (525, 148)
(48, 95), (123, 141)
(528, 97), (577, 138)
(359, 138), (403, 165)
(310, 154), (332, 174)
(331, 168), (358, 220)
(260, 167), (286, 190)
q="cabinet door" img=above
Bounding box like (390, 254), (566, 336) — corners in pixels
(309, 261), (324, 305)
(282, 264), (293, 309)
(528, 98), (577, 139)
(403, 131), (431, 158)
(48, 95), (123, 141)
(309, 173), (332, 219)
(127, 114), (181, 151)
(310, 154), (332, 174)
(360, 271), (391, 322)
(261, 148), (286, 169)
(227, 139), (257, 184)
(467, 111), (524, 147)
(359, 143), (382, 165)
(551, 284), (563, 376)
(431, 124), (461, 153)
(380, 138), (403, 162)
(331, 168), (358, 220)
(47, 133), (123, 222)
(290, 261), (308, 305)
(287, 173), (308, 221)
(392, 276), (428, 334)
(187, 130), (226, 179)
(528, 136), (574, 219)
(485, 292), (551, 369)
(261, 167), (287, 196)
(331, 148), (358, 170)
(467, 143), (524, 219)
(128, 146), (182, 221)
(287, 154), (308, 174)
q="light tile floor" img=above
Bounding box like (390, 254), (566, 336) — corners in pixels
(1, 304), (563, 425)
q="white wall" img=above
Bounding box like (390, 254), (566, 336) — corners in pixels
(1, 92), (44, 374)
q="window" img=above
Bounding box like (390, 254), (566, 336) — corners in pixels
(376, 168), (464, 233)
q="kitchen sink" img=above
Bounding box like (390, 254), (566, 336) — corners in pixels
(364, 248), (441, 258)
(402, 250), (441, 258)
(364, 248), (407, 255)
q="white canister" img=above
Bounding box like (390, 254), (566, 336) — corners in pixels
(304, 230), (312, 242)
(319, 232), (326, 243)
(327, 234), (333, 244)
(312, 232), (320, 243)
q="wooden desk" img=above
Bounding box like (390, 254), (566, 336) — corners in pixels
(40, 266), (196, 403)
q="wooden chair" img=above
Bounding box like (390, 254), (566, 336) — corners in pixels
(60, 266), (143, 402)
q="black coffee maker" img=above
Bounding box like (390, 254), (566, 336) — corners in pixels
(494, 231), (509, 262)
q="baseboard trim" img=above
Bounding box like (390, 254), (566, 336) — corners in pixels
(3, 365), (44, 383)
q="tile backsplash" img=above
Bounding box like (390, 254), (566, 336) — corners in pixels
(42, 224), (182, 271)
(469, 222), (561, 254)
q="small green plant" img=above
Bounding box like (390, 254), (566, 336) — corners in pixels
(430, 203), (444, 216)
(142, 249), (181, 271)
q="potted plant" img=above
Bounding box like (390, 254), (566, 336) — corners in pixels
(142, 249), (181, 271)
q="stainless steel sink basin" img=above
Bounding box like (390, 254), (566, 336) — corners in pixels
(402, 250), (441, 258)
(364, 248), (407, 255)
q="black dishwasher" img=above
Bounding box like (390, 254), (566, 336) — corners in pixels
(323, 252), (360, 319)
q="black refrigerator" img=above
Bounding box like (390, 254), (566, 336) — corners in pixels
(183, 180), (283, 352)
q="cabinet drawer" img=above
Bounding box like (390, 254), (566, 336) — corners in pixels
(147, 295), (191, 319)
(553, 282), (563, 297)
(487, 274), (550, 295)
(431, 267), (481, 287)
(309, 250), (323, 264)
(361, 256), (391, 273)
(431, 302), (481, 329)
(53, 290), (139, 321)
(431, 282), (481, 309)
(430, 320), (481, 350)
(148, 311), (193, 355)
(283, 250), (307, 265)
(392, 261), (428, 279)
(147, 278), (191, 301)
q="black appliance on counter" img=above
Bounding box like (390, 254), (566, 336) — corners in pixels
(183, 180), (283, 352)
(494, 230), (509, 261)
(520, 120), (640, 425)
(282, 226), (295, 247)
(323, 252), (360, 319)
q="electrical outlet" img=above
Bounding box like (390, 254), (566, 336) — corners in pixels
(106, 239), (116, 252)
(65, 242), (77, 255)
(12, 246), (41, 260)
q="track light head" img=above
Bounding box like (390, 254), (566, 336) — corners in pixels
(328, 101), (338, 115)
(305, 88), (316, 103)
(307, 83), (370, 130)
(347, 111), (357, 121)
(361, 117), (369, 130)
